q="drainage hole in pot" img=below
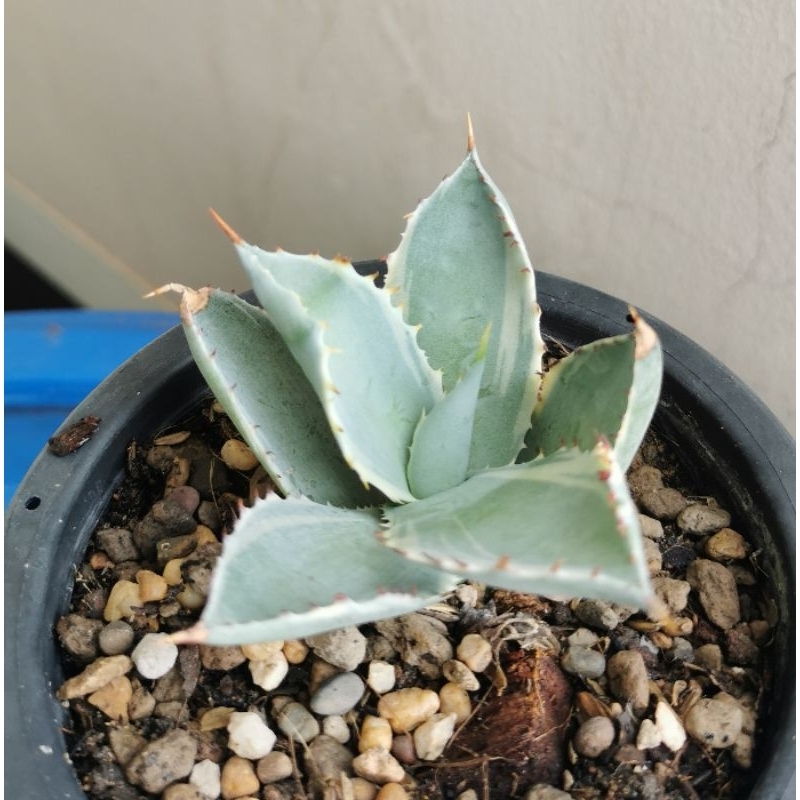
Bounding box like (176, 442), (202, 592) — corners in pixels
(25, 496), (41, 510)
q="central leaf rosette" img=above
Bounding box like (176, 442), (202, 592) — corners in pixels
(169, 129), (662, 645)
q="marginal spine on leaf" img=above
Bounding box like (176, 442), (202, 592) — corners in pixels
(166, 623), (208, 645)
(208, 208), (243, 244)
(629, 306), (658, 360)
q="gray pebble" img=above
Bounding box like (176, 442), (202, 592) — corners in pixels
(56, 614), (103, 661)
(725, 624), (760, 665)
(639, 487), (688, 521)
(155, 534), (197, 567)
(561, 646), (606, 679)
(125, 730), (197, 793)
(277, 701), (320, 743)
(376, 614), (453, 678)
(108, 726), (147, 766)
(627, 466), (664, 500)
(197, 500), (222, 531)
(166, 485), (201, 515)
(575, 599), (619, 631)
(643, 538), (663, 575)
(567, 628), (599, 648)
(669, 637), (694, 662)
(651, 577), (691, 614)
(310, 672), (365, 716)
(133, 500), (196, 560)
(573, 716), (615, 757)
(306, 734), (354, 785)
(96, 528), (139, 562)
(686, 559), (741, 630)
(307, 627), (367, 671)
(607, 651), (649, 714)
(677, 503), (731, 535)
(638, 514), (664, 540)
(99, 621), (135, 655)
(181, 544), (221, 596)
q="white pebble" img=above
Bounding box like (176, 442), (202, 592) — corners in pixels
(249, 651), (289, 691)
(367, 661), (396, 694)
(413, 712), (457, 760)
(455, 634), (492, 672)
(131, 633), (178, 680)
(573, 716), (615, 758)
(636, 718), (661, 750)
(227, 711), (277, 759)
(655, 701), (687, 751)
(323, 715), (351, 743)
(352, 748), (406, 784)
(189, 759), (221, 799)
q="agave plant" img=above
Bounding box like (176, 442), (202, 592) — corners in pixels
(157, 122), (663, 645)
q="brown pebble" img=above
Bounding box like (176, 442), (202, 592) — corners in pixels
(628, 466), (663, 499)
(725, 624), (760, 665)
(221, 439), (259, 471)
(705, 528), (748, 560)
(163, 785), (206, 800)
(677, 503), (731, 535)
(607, 651), (649, 715)
(96, 528), (139, 562)
(256, 751), (293, 783)
(108, 726), (146, 766)
(126, 730), (198, 793)
(220, 756), (259, 800)
(377, 688), (440, 733)
(88, 675), (132, 722)
(375, 783), (408, 800)
(390, 732), (416, 764)
(57, 655), (132, 700)
(201, 645), (247, 672)
(103, 580), (142, 622)
(56, 614), (103, 661)
(639, 487), (688, 520)
(686, 559), (741, 630)
(136, 569), (169, 602)
(128, 678), (156, 720)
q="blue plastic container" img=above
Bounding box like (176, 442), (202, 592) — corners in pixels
(4, 310), (179, 506)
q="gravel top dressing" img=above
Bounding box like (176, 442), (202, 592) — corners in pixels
(55, 397), (776, 800)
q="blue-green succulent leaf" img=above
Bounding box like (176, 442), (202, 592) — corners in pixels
(520, 314), (662, 471)
(190, 495), (460, 644)
(613, 314), (663, 470)
(233, 246), (443, 502)
(383, 442), (652, 608)
(407, 327), (489, 499)
(386, 143), (544, 475)
(178, 288), (372, 507)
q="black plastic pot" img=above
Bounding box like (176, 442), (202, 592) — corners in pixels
(5, 269), (795, 799)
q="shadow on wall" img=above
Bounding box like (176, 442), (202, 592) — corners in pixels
(5, 245), (79, 310)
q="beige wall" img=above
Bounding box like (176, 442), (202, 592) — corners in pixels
(5, 1), (795, 434)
